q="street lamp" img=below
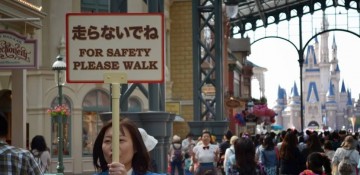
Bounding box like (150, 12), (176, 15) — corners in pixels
(52, 55), (66, 173)
(223, 0), (239, 19)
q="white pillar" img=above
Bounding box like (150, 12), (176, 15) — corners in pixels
(11, 69), (27, 148)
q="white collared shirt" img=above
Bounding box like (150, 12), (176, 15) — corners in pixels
(127, 168), (133, 175)
(193, 144), (218, 163)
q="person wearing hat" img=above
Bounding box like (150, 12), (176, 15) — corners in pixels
(139, 128), (159, 172)
(138, 128), (158, 152)
(168, 135), (184, 175)
(331, 135), (360, 175)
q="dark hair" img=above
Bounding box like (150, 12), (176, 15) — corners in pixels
(225, 130), (233, 140)
(263, 135), (275, 150)
(186, 132), (194, 138)
(280, 131), (298, 160)
(30, 135), (48, 152)
(202, 130), (211, 138)
(234, 137), (257, 175)
(307, 152), (331, 175)
(184, 152), (190, 159)
(339, 130), (347, 135)
(93, 122), (112, 171)
(93, 118), (151, 173)
(280, 130), (287, 139)
(306, 134), (323, 153)
(0, 113), (8, 137)
(323, 140), (333, 150)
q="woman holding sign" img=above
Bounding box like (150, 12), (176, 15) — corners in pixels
(93, 118), (164, 175)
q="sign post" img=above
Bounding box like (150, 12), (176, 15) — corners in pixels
(104, 72), (127, 162)
(66, 13), (164, 162)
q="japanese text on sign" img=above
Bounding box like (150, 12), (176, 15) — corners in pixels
(71, 25), (159, 40)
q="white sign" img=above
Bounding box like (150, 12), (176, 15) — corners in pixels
(66, 13), (164, 83)
(0, 30), (37, 69)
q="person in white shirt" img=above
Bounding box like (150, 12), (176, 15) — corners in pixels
(192, 130), (219, 175)
(223, 136), (238, 175)
(332, 135), (360, 175)
(30, 135), (51, 173)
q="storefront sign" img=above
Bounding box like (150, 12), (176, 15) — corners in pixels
(66, 13), (164, 83)
(225, 97), (245, 108)
(0, 30), (37, 69)
(166, 102), (180, 115)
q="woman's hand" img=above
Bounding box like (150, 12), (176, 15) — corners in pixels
(108, 162), (126, 175)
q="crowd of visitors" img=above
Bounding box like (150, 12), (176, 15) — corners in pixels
(3, 108), (360, 175)
(167, 128), (360, 175)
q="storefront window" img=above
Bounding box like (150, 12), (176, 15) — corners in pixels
(51, 96), (72, 157)
(82, 89), (110, 156)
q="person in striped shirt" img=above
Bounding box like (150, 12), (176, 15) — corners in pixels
(0, 113), (42, 175)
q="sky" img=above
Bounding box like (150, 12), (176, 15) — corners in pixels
(243, 8), (360, 108)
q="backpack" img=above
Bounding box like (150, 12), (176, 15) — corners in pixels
(338, 150), (354, 175)
(172, 144), (183, 162)
(33, 151), (48, 173)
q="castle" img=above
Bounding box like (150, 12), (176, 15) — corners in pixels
(272, 13), (360, 131)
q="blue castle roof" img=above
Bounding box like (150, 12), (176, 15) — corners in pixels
(304, 45), (317, 65)
(277, 85), (286, 99)
(307, 82), (319, 102)
(335, 64), (340, 72)
(341, 80), (346, 93)
(291, 82), (299, 97)
(327, 81), (335, 96)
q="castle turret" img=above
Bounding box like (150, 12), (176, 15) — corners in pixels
(314, 30), (320, 61)
(337, 80), (348, 129)
(273, 85), (287, 126)
(345, 90), (354, 129)
(331, 34), (337, 61)
(290, 82), (300, 104)
(289, 82), (301, 130)
(325, 81), (337, 129)
(320, 11), (329, 63)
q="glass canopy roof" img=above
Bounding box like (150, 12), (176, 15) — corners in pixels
(231, 0), (359, 35)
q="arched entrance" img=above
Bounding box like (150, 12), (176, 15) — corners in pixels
(308, 120), (320, 129)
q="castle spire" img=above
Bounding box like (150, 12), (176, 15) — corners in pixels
(332, 34), (337, 50)
(326, 81), (336, 103)
(291, 81), (299, 97)
(326, 81), (335, 97)
(320, 11), (329, 63)
(332, 34), (337, 61)
(341, 80), (346, 93)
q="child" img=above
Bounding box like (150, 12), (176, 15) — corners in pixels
(299, 152), (331, 175)
(184, 152), (193, 175)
